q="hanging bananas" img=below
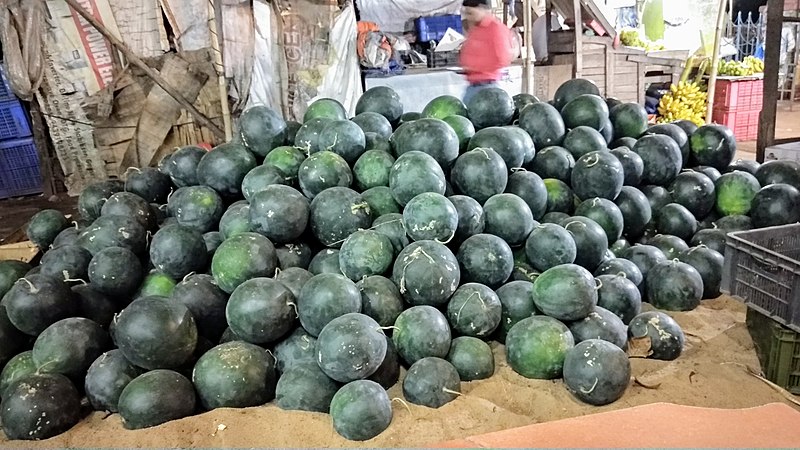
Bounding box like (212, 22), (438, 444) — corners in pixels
(657, 81), (708, 127)
(717, 56), (764, 76)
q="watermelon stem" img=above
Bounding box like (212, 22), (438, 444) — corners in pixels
(473, 148), (491, 160)
(442, 388), (462, 396)
(72, 221), (80, 230)
(584, 153), (601, 168)
(299, 335), (312, 350)
(510, 167), (527, 173)
(616, 271), (628, 279)
(286, 301), (299, 318)
(579, 377), (599, 394)
(594, 278), (603, 290)
(265, 348), (276, 362)
(18, 277), (39, 294)
(63, 277), (88, 285)
(182, 272), (196, 283)
(391, 397), (413, 415)
(378, 326), (399, 332)
(434, 229), (456, 245)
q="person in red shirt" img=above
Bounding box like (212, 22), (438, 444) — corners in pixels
(460, 0), (513, 104)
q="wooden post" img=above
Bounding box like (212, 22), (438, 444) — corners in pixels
(523, 0), (534, 94)
(63, 0), (226, 140)
(757, 0), (784, 162)
(545, 0), (553, 64)
(573, 0), (583, 78)
(208, 0), (233, 142)
(705, 0), (729, 125)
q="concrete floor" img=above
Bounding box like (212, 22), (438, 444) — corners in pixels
(737, 102), (800, 159)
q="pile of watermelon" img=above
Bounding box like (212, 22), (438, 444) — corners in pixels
(2, 79), (800, 442)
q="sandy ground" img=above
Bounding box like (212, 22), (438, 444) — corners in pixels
(1, 295), (796, 448)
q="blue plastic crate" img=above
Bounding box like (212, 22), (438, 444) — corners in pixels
(0, 101), (31, 141)
(0, 137), (42, 199)
(0, 65), (15, 103)
(415, 14), (463, 43)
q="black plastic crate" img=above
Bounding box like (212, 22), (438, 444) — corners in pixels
(0, 137), (42, 199)
(427, 50), (460, 68)
(415, 14), (463, 43)
(746, 308), (800, 395)
(722, 224), (800, 333)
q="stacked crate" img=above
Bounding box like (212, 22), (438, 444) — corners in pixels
(0, 64), (41, 200)
(711, 77), (763, 141)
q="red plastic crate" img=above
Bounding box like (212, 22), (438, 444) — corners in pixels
(712, 108), (760, 141)
(714, 78), (763, 111)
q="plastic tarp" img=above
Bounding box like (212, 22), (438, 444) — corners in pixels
(356, 0), (461, 33)
(0, 0), (45, 101)
(247, 0), (283, 113)
(312, 4), (362, 117)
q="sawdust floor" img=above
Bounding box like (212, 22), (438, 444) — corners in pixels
(1, 295), (796, 448)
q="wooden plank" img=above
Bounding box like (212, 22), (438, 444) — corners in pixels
(108, 0), (168, 58)
(580, 0), (615, 38)
(581, 66), (606, 76)
(159, 0), (211, 51)
(573, 0), (582, 77)
(758, 0), (784, 162)
(0, 242), (40, 264)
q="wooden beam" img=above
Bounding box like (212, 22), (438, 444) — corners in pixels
(573, 0), (583, 78)
(757, 0), (785, 162)
(782, 16), (800, 23)
(63, 0), (225, 141)
(705, 0), (729, 124)
(545, 0), (553, 64)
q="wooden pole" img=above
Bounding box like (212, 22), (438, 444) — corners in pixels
(757, 0), (786, 161)
(208, 0), (233, 142)
(705, 0), (729, 124)
(523, 0), (534, 94)
(63, 0), (226, 140)
(572, 0), (583, 78)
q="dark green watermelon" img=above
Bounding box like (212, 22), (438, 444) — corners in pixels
(505, 315), (574, 379)
(0, 351), (36, 397)
(171, 274), (228, 341)
(525, 223), (577, 272)
(275, 362), (338, 413)
(610, 103), (648, 138)
(402, 192), (459, 243)
(672, 119), (699, 136)
(32, 317), (110, 377)
(339, 230), (394, 280)
(357, 275), (403, 328)
(125, 167), (171, 204)
(513, 93), (540, 119)
(196, 142), (257, 199)
(211, 232), (277, 294)
(218, 201), (251, 240)
(388, 151), (446, 206)
(574, 198), (624, 244)
(166, 186), (224, 233)
(561, 94), (609, 131)
(646, 123), (690, 167)
(571, 151), (624, 201)
(694, 165), (723, 182)
(669, 171), (716, 219)
(619, 244), (667, 281)
(78, 180), (125, 222)
(749, 183), (800, 228)
(297, 150), (353, 199)
(402, 357), (461, 408)
(449, 195), (485, 244)
(467, 87), (514, 129)
(641, 185), (674, 212)
(468, 126), (526, 170)
(561, 216), (609, 270)
(656, 203), (697, 241)
(88, 246), (144, 296)
(447, 336), (495, 381)
(529, 146), (575, 182)
(84, 349), (144, 412)
(518, 102), (566, 149)
(391, 118), (460, 169)
(150, 224), (208, 281)
(296, 273), (361, 337)
(167, 146), (205, 187)
(391, 240), (460, 307)
(372, 214), (410, 254)
(563, 126), (607, 159)
(715, 170), (761, 216)
(563, 339), (630, 405)
(505, 170), (548, 220)
(318, 119), (367, 164)
(610, 136), (637, 150)
(192, 340), (276, 409)
(392, 305), (451, 365)
(250, 185), (309, 243)
(690, 125), (737, 170)
(275, 266), (313, 298)
(305, 98), (347, 122)
(678, 246), (724, 299)
(442, 115), (476, 152)
(726, 158), (761, 175)
(494, 280), (536, 343)
(690, 228), (727, 254)
(451, 147), (508, 204)
(594, 273), (642, 324)
(0, 373), (81, 440)
(295, 118), (332, 154)
(567, 306), (627, 349)
(118, 369), (196, 429)
(361, 186), (401, 217)
(241, 165), (285, 202)
(615, 186), (652, 239)
(356, 86), (403, 124)
(39, 243), (92, 282)
(3, 274), (76, 336)
(543, 178), (575, 215)
(264, 146), (307, 185)
(330, 380), (393, 441)
(633, 134), (682, 186)
(755, 160), (800, 190)
(135, 271), (177, 299)
(316, 313), (386, 382)
(648, 234), (690, 259)
(554, 78), (600, 110)
(646, 260), (703, 311)
(273, 328), (317, 373)
(114, 296), (197, 370)
(627, 311), (685, 360)
(353, 149), (395, 190)
(239, 105), (287, 156)
(27, 209), (68, 250)
(422, 95), (468, 119)
(532, 264), (597, 321)
(352, 111), (393, 139)
(483, 193), (536, 247)
(309, 187), (372, 247)
(445, 283), (502, 337)
(609, 147), (644, 186)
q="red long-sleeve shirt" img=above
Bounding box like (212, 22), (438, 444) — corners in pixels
(459, 15), (513, 84)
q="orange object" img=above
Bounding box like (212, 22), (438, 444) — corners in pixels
(459, 15), (513, 84)
(432, 403), (800, 448)
(197, 142), (212, 151)
(357, 21), (392, 65)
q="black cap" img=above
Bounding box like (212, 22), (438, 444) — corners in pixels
(462, 0), (491, 7)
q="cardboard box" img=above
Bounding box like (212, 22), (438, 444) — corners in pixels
(764, 141), (800, 162)
(533, 64), (573, 102)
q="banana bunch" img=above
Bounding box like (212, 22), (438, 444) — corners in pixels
(657, 81), (707, 126)
(717, 56), (764, 76)
(620, 28), (666, 52)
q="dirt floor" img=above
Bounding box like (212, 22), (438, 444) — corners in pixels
(1, 295), (796, 448)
